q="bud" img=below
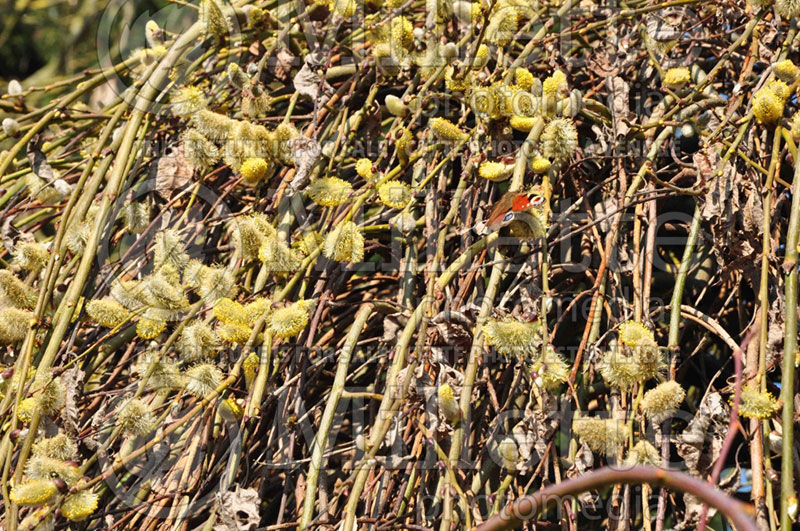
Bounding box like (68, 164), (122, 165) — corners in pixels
(3, 118), (20, 137)
(441, 42), (459, 63)
(497, 437), (519, 469)
(145, 20), (162, 48)
(385, 95), (407, 117)
(7, 79), (22, 95)
(227, 63), (249, 88)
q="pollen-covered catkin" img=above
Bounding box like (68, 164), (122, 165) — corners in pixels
(438, 384), (461, 423)
(308, 177), (353, 206)
(323, 221), (364, 263)
(430, 117), (468, 142)
(641, 380), (685, 423)
(482, 318), (540, 359)
(0, 307), (33, 344)
(269, 300), (313, 338)
(377, 181), (412, 209)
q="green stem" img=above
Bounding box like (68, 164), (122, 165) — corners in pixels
(780, 153), (800, 531)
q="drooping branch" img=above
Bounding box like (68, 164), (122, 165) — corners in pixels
(474, 466), (758, 531)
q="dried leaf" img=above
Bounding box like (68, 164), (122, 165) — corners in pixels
(154, 144), (194, 200)
(60, 366), (85, 435)
(286, 136), (321, 194)
(293, 57), (331, 105)
(432, 310), (473, 350)
(676, 391), (729, 478)
(566, 443), (598, 509)
(272, 48), (295, 81)
(27, 136), (56, 182)
(607, 76), (632, 138)
(645, 12), (681, 43)
(214, 485), (260, 531)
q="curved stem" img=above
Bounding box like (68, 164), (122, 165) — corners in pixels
(475, 466), (759, 531)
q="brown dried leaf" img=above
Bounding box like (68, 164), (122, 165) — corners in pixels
(60, 366), (85, 435)
(27, 136), (56, 182)
(272, 48), (295, 81)
(286, 136), (321, 194)
(432, 310), (473, 350)
(154, 144), (194, 200)
(293, 57), (331, 105)
(607, 76), (632, 138)
(214, 485), (260, 531)
(676, 391), (729, 478)
(382, 312), (407, 343)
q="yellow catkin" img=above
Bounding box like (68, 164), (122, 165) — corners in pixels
(482, 318), (540, 359)
(738, 386), (781, 419)
(662, 67), (690, 89)
(323, 221), (364, 262)
(478, 161), (514, 181)
(269, 300), (312, 338)
(136, 318), (167, 339)
(9, 479), (57, 506)
(430, 117), (468, 142)
(86, 298), (131, 327)
(355, 158), (375, 180)
(377, 181), (412, 209)
(437, 384), (460, 423)
(61, 490), (99, 521)
(641, 380), (685, 423)
(240, 157), (270, 184)
(753, 88), (784, 125)
(308, 177), (353, 206)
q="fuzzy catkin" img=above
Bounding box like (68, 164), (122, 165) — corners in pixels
(323, 221), (364, 263)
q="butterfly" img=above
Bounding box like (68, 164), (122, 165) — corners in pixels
(485, 188), (548, 239)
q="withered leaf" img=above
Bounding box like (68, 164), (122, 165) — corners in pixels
(676, 391), (729, 478)
(61, 366), (85, 435)
(214, 485), (260, 531)
(273, 48), (295, 81)
(286, 136), (321, 194)
(154, 143), (194, 200)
